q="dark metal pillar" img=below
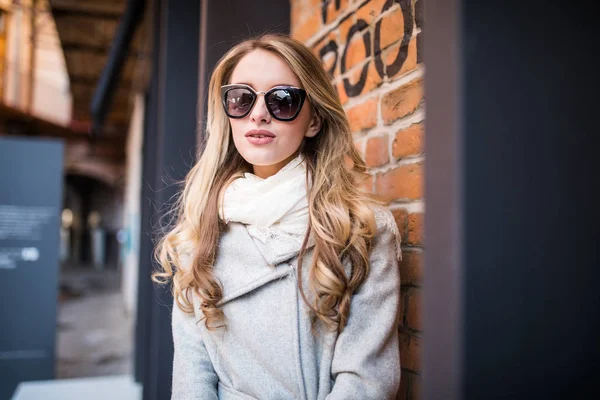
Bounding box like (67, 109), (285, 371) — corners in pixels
(133, 0), (160, 386)
(424, 1), (599, 399)
(91, 0), (146, 133)
(136, 1), (200, 399)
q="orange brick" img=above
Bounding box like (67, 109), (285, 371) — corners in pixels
(392, 122), (424, 159)
(314, 31), (340, 77)
(338, 13), (356, 43)
(322, 52), (337, 77)
(291, 3), (305, 30)
(343, 66), (364, 98)
(310, 35), (325, 57)
(365, 135), (389, 167)
(343, 60), (382, 99)
(378, 5), (407, 51)
(399, 330), (421, 372)
(399, 251), (423, 286)
(360, 174), (374, 193)
(363, 60), (384, 93)
(375, 162), (423, 201)
(308, 0), (322, 10)
(354, 138), (364, 157)
(346, 98), (378, 133)
(329, 29), (341, 45)
(384, 37), (418, 79)
(406, 289), (422, 330)
(407, 213), (423, 246)
(310, 45), (320, 58)
(323, 0), (349, 25)
(392, 208), (408, 244)
(354, 0), (387, 25)
(381, 79), (423, 125)
(292, 10), (322, 43)
(336, 81), (349, 105)
(344, 33), (369, 71)
(343, 153), (353, 169)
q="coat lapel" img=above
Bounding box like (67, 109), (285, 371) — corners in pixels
(213, 222), (294, 306)
(246, 225), (314, 266)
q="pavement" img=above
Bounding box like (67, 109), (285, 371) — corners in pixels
(12, 266), (141, 399)
(56, 266), (134, 379)
(12, 375), (141, 400)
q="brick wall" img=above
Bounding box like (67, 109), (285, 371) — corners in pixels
(290, 1), (424, 399)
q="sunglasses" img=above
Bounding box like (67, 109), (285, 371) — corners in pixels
(221, 84), (307, 121)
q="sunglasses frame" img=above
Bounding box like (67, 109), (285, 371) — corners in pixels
(221, 84), (307, 121)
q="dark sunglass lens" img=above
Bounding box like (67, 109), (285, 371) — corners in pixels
(225, 88), (255, 117)
(267, 89), (301, 120)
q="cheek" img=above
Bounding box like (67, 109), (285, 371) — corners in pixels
(276, 121), (309, 146)
(229, 120), (244, 137)
(227, 120), (244, 153)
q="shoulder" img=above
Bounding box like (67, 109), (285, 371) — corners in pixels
(353, 204), (402, 298)
(369, 204), (402, 262)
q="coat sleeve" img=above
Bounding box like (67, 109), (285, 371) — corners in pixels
(171, 296), (219, 400)
(325, 209), (402, 400)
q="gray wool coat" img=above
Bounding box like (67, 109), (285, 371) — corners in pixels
(171, 206), (402, 400)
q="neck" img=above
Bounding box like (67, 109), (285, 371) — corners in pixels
(252, 152), (300, 179)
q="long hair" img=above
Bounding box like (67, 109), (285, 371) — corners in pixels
(152, 33), (383, 333)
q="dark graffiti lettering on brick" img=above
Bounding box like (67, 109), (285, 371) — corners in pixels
(322, 0), (342, 24)
(319, 40), (339, 79)
(341, 20), (371, 97)
(374, 0), (414, 79)
(415, 0), (423, 64)
(315, 0), (417, 99)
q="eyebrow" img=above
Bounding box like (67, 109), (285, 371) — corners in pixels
(231, 82), (300, 89)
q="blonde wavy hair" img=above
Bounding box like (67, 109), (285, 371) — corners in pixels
(152, 33), (384, 333)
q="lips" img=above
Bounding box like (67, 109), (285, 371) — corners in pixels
(246, 129), (275, 145)
(245, 129), (275, 145)
(245, 129), (276, 138)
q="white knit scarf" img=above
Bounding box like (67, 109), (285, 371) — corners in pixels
(219, 153), (314, 265)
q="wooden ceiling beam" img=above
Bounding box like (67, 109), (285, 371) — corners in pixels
(72, 113), (131, 128)
(69, 117), (130, 137)
(65, 159), (125, 188)
(51, 7), (122, 20)
(70, 81), (131, 102)
(63, 51), (138, 82)
(65, 137), (126, 161)
(68, 76), (99, 86)
(61, 43), (149, 59)
(62, 43), (111, 54)
(49, 0), (126, 20)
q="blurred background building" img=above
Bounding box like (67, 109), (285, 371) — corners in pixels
(0, 0), (149, 398)
(1, 1), (598, 400)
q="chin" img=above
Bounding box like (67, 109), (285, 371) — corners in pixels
(239, 149), (289, 167)
(238, 152), (277, 167)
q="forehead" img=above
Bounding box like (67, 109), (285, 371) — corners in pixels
(230, 49), (301, 90)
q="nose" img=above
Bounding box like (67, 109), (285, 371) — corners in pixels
(249, 94), (271, 124)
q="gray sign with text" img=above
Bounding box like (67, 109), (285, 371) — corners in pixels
(0, 136), (63, 399)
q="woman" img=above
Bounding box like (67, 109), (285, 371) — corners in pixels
(153, 33), (402, 400)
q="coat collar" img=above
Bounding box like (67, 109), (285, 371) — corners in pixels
(246, 225), (314, 266)
(213, 222), (307, 307)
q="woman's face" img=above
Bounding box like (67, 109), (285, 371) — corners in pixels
(227, 49), (321, 179)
